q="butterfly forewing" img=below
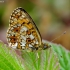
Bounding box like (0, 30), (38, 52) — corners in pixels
(7, 7), (42, 50)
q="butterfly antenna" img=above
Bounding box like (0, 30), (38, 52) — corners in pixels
(51, 31), (66, 42)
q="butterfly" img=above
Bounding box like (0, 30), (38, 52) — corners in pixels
(7, 7), (51, 51)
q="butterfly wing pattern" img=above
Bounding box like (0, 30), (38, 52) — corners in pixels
(7, 8), (42, 50)
(7, 7), (50, 51)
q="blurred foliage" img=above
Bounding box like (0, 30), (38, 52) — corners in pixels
(0, 0), (70, 50)
(0, 6), (5, 27)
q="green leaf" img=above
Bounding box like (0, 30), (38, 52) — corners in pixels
(0, 40), (60, 70)
(0, 41), (24, 70)
(21, 45), (60, 70)
(52, 44), (70, 70)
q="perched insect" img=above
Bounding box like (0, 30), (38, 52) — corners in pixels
(7, 7), (51, 51)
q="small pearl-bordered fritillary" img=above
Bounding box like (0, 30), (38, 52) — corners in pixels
(7, 7), (51, 51)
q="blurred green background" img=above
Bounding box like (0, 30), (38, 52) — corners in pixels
(0, 0), (70, 50)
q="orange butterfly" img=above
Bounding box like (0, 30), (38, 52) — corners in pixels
(7, 7), (50, 51)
